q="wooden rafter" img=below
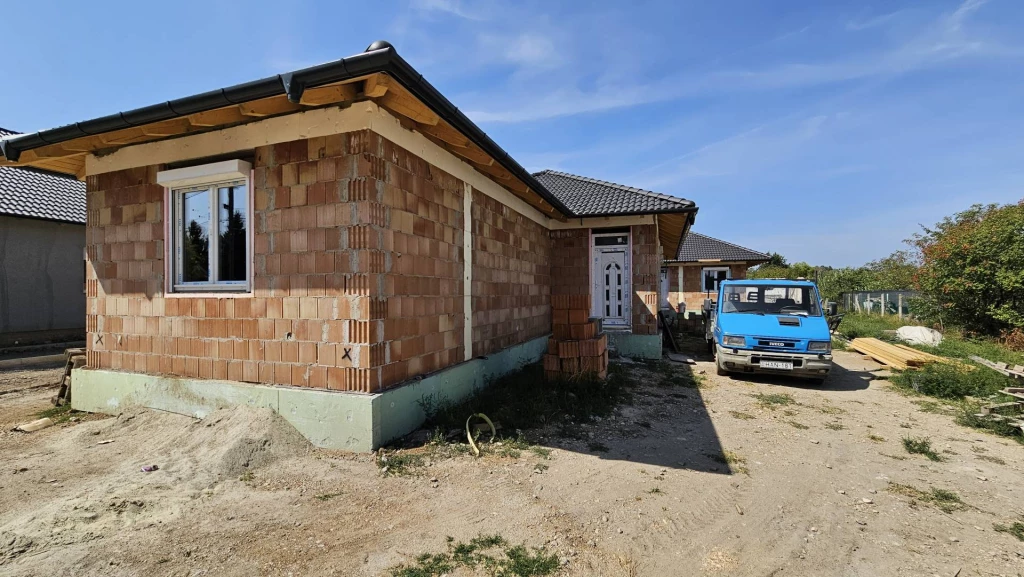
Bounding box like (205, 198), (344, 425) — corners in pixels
(239, 96), (303, 117)
(187, 107), (249, 127)
(376, 81), (439, 125)
(363, 74), (391, 98)
(300, 83), (358, 106)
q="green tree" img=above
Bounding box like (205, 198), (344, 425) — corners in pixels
(764, 252), (788, 268)
(183, 220), (209, 282)
(912, 202), (1024, 333)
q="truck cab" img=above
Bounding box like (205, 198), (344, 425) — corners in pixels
(704, 279), (833, 384)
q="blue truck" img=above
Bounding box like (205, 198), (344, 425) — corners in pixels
(704, 279), (834, 384)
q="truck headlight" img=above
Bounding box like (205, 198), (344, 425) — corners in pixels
(808, 341), (831, 352)
(723, 336), (745, 347)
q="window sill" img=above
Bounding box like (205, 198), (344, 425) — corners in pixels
(167, 288), (253, 298)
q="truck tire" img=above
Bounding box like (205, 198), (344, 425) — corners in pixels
(716, 357), (728, 376)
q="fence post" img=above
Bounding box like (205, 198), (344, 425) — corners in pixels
(881, 293), (886, 316)
(898, 293), (903, 320)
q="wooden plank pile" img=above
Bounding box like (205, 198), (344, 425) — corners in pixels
(974, 389), (1024, 434)
(969, 356), (1024, 379)
(849, 338), (951, 370)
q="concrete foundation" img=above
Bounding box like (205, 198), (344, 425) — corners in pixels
(606, 331), (662, 360)
(71, 334), (549, 451)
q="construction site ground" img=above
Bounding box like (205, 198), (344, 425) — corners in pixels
(1, 350), (1022, 576)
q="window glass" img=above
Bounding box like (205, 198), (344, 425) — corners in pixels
(703, 268), (729, 292)
(181, 189), (210, 283)
(218, 184), (248, 282)
(720, 284), (821, 316)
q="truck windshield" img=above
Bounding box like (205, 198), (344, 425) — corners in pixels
(720, 284), (821, 316)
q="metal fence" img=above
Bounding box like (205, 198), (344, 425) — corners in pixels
(840, 290), (919, 317)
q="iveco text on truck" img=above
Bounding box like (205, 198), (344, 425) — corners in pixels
(704, 279), (834, 384)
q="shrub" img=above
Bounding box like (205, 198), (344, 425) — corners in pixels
(912, 202), (1024, 334)
(890, 363), (1009, 399)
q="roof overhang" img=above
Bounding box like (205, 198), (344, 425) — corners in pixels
(0, 41), (571, 221)
(664, 257), (771, 266)
(655, 210), (698, 262)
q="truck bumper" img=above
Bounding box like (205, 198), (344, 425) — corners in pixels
(716, 345), (832, 379)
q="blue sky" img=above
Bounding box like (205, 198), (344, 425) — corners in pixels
(2, 0), (1022, 266)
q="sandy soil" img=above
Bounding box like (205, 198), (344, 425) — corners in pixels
(1, 351), (1022, 577)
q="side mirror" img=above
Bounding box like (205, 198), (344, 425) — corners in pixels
(826, 302), (838, 316)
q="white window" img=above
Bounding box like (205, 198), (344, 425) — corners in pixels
(158, 160), (252, 292)
(701, 266), (731, 293)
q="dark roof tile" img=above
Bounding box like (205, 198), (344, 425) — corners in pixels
(0, 126), (85, 223)
(533, 170), (695, 217)
(671, 232), (768, 263)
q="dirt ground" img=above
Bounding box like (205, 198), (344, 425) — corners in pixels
(1, 351), (1023, 577)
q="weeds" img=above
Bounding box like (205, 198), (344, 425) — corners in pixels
(887, 483), (965, 514)
(867, 434), (886, 442)
(708, 451), (748, 475)
(390, 534), (558, 577)
(825, 422), (845, 431)
(753, 393), (795, 408)
(977, 454), (1006, 465)
(819, 405), (846, 416)
(36, 404), (75, 424)
(315, 492), (343, 502)
(787, 421), (810, 430)
(837, 314), (912, 340)
(729, 411), (755, 420)
(891, 363), (1009, 400)
(956, 401), (1024, 444)
(418, 363), (633, 433)
(378, 451), (427, 477)
(647, 487), (663, 495)
(994, 522), (1024, 541)
(912, 400), (955, 415)
(902, 437), (944, 462)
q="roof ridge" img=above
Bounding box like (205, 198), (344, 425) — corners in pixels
(533, 169), (692, 208)
(689, 231), (769, 258)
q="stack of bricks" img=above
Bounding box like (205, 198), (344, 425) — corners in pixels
(543, 294), (609, 381)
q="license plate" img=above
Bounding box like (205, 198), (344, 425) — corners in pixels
(761, 360), (794, 371)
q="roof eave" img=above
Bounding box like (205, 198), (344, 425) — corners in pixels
(0, 42), (573, 217)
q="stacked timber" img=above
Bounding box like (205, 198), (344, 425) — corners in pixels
(544, 295), (609, 381)
(850, 338), (953, 370)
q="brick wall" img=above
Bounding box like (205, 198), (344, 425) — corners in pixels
(549, 229), (589, 298)
(631, 224), (659, 335)
(472, 189), (550, 357)
(378, 135), (465, 388)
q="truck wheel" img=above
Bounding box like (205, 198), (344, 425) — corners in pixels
(716, 358), (728, 376)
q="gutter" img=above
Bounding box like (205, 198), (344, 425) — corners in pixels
(0, 41), (574, 217)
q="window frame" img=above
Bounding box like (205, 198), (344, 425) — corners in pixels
(701, 266), (731, 293)
(170, 179), (251, 292)
(158, 160), (254, 295)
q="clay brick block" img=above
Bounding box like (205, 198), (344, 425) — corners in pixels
(543, 354), (560, 371)
(578, 334), (608, 357)
(568, 294), (591, 311)
(547, 339), (558, 355)
(568, 309), (589, 325)
(552, 324), (571, 341)
(569, 321), (597, 341)
(552, 309), (568, 325)
(560, 357), (580, 373)
(557, 341), (579, 358)
(544, 369), (561, 382)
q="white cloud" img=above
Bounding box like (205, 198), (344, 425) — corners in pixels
(410, 0), (485, 21)
(846, 10), (905, 31)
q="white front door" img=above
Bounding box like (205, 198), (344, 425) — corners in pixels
(597, 250), (627, 325)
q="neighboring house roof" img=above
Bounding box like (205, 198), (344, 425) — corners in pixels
(0, 128), (85, 224)
(668, 232), (769, 264)
(533, 170), (696, 217)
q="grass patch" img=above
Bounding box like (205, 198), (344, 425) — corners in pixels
(888, 483), (965, 514)
(418, 363), (633, 433)
(753, 393), (795, 408)
(912, 399), (955, 415)
(977, 454), (1006, 465)
(647, 487), (663, 495)
(36, 404), (75, 424)
(708, 450), (748, 475)
(315, 492), (343, 502)
(729, 411), (755, 420)
(955, 401), (1024, 444)
(994, 522), (1024, 541)
(825, 422), (845, 431)
(891, 363), (1009, 400)
(787, 421), (810, 430)
(819, 405), (846, 416)
(378, 451), (427, 477)
(390, 534), (558, 577)
(902, 437), (944, 461)
(867, 434), (886, 442)
(837, 314), (912, 340)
